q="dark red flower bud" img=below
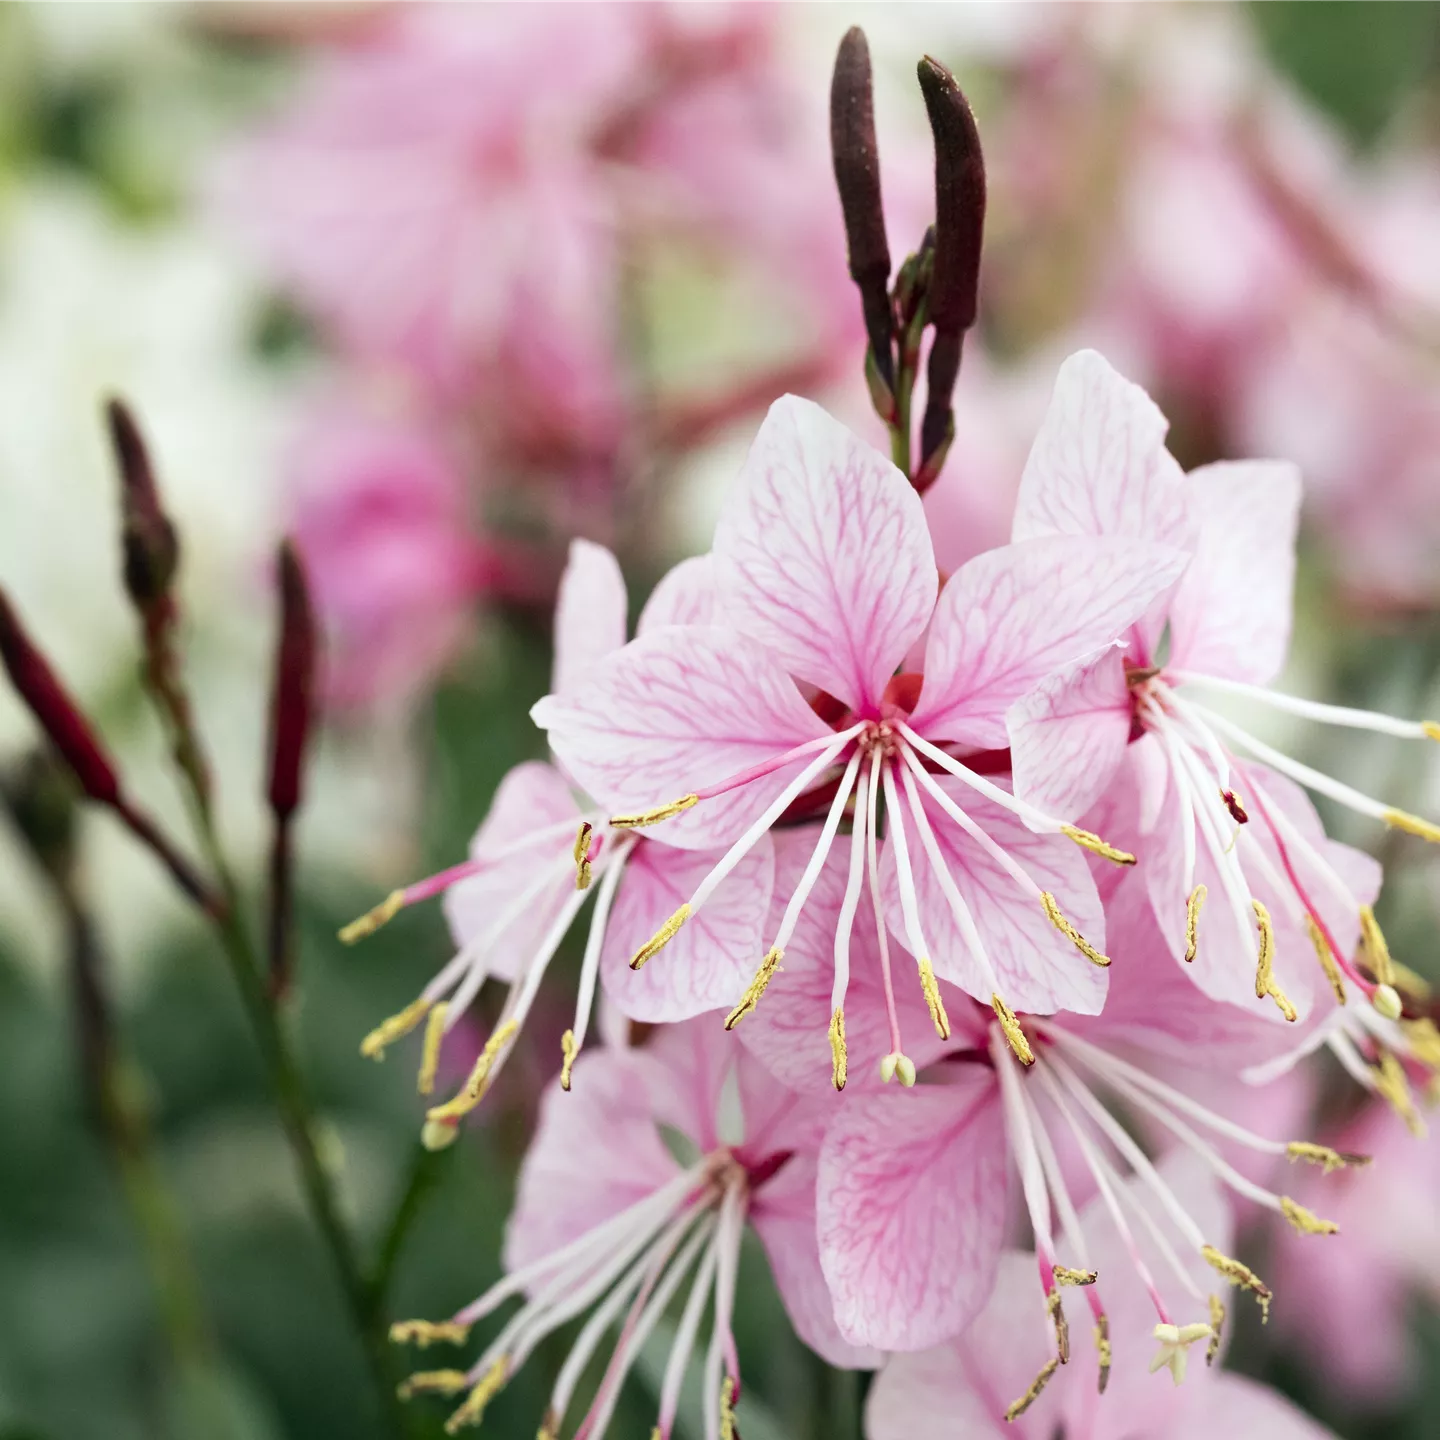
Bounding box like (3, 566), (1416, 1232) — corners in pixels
(0, 590), (120, 806)
(831, 26), (895, 389)
(916, 56), (986, 482)
(267, 541), (318, 821)
(106, 398), (179, 612)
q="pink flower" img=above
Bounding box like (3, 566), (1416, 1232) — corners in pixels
(865, 1154), (1340, 1438)
(340, 540), (774, 1144)
(285, 395), (514, 705)
(1008, 348), (1432, 1020)
(391, 1016), (871, 1436)
(741, 847), (1360, 1369)
(534, 395), (1187, 1080)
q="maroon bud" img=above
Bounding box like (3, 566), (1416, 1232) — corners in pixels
(106, 398), (179, 611)
(831, 26), (895, 388)
(0, 590), (121, 806)
(916, 57), (986, 479)
(267, 541), (318, 821)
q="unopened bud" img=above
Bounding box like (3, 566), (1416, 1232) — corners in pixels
(106, 398), (179, 611)
(916, 56), (986, 482)
(267, 541), (318, 821)
(831, 27), (895, 389)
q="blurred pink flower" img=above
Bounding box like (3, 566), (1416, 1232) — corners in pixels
(392, 1017), (871, 1435)
(287, 397), (496, 707)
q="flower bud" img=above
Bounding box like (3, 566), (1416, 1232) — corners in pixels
(106, 398), (179, 612)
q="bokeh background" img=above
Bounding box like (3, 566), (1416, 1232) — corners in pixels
(2, 4), (1440, 1439)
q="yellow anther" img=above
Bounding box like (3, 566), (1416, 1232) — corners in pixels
(1305, 915), (1347, 1005)
(340, 888), (405, 944)
(398, 1369), (469, 1399)
(1053, 1265), (1097, 1287)
(1047, 1287), (1070, 1364)
(1201, 1245), (1272, 1323)
(829, 1007), (848, 1092)
(361, 996), (433, 1062)
(1094, 1315), (1111, 1395)
(1061, 824), (1135, 866)
(1402, 1016), (1440, 1071)
(1372, 984), (1403, 1021)
(1207, 1295), (1225, 1367)
(539, 1416), (559, 1440)
(559, 1029), (578, 1092)
(1004, 1358), (1059, 1420)
(1252, 900), (1276, 1000)
(1383, 808), (1440, 845)
(719, 1375), (738, 1440)
(444, 1356), (508, 1434)
(880, 1052), (916, 1087)
(610, 794), (699, 829)
(1286, 1141), (1370, 1174)
(992, 994), (1035, 1066)
(422, 1117), (460, 1152)
(1268, 982), (1298, 1023)
(426, 1020), (520, 1126)
(917, 957), (952, 1038)
(391, 1319), (470, 1347)
(630, 904), (690, 970)
(573, 822), (593, 890)
(1372, 1050), (1426, 1136)
(418, 1002), (449, 1096)
(1423, 721), (1440, 742)
(1359, 905), (1395, 987)
(1184, 885), (1207, 964)
(1041, 892), (1110, 967)
(1280, 1196), (1339, 1235)
(725, 947), (783, 1030)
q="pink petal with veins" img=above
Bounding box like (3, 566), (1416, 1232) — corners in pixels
(552, 538), (628, 696)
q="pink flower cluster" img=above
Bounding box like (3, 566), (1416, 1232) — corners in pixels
(219, 4), (870, 704)
(344, 350), (1440, 1436)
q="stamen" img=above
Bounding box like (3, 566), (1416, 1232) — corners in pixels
(719, 1376), (738, 1440)
(724, 947), (783, 1031)
(1404, 1017), (1440, 1070)
(1287, 1141), (1370, 1174)
(418, 1002), (450, 1096)
(1004, 1358), (1059, 1420)
(445, 1356), (508, 1434)
(828, 1008), (848, 1092)
(1279, 1196), (1339, 1235)
(992, 995), (1035, 1066)
(340, 888), (405, 944)
(1094, 1316), (1111, 1394)
(1252, 900), (1297, 1021)
(917, 957), (952, 1040)
(1054, 1266), (1098, 1286)
(1041, 891), (1110, 968)
(573, 822), (594, 890)
(560, 1030), (578, 1092)
(1306, 916), (1348, 1004)
(609, 794), (698, 829)
(1222, 790), (1248, 825)
(426, 1019), (520, 1126)
(630, 904), (691, 970)
(1200, 1246), (1272, 1322)
(830, 767), (870, 1060)
(361, 996), (432, 1061)
(1184, 885), (1206, 963)
(1208, 1294), (1225, 1366)
(1060, 824), (1136, 866)
(1393, 963), (1433, 1002)
(865, 752), (908, 1067)
(399, 1370), (470, 1399)
(392, 1319), (470, 1347)
(1047, 1288), (1070, 1364)
(1359, 906), (1396, 986)
(1372, 1050), (1425, 1135)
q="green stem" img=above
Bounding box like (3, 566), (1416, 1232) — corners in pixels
(370, 1142), (451, 1308)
